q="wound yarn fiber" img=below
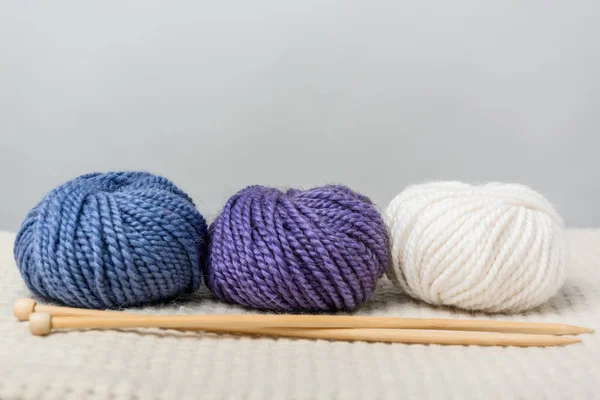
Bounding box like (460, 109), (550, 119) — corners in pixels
(14, 172), (208, 309)
(385, 181), (568, 313)
(206, 185), (390, 312)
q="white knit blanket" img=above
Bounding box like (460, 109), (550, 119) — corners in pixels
(1, 230), (598, 400)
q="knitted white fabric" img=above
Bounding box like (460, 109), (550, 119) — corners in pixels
(2, 230), (599, 400)
(385, 182), (568, 312)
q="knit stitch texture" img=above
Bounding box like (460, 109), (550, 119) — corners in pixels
(13, 172), (208, 309)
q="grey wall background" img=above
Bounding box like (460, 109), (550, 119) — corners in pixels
(1, 1), (598, 230)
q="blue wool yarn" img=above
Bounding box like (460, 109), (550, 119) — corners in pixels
(14, 172), (208, 309)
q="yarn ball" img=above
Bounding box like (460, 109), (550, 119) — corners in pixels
(14, 172), (208, 309)
(385, 181), (568, 313)
(206, 185), (390, 312)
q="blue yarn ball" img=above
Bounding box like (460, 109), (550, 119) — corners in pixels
(14, 172), (208, 309)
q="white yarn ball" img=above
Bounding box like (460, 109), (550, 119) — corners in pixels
(385, 182), (568, 312)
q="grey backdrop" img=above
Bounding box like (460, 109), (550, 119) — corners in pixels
(1, 1), (599, 231)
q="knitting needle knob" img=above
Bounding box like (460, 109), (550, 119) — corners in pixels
(13, 298), (36, 321)
(29, 312), (52, 336)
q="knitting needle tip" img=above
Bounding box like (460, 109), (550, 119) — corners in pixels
(561, 324), (595, 334)
(561, 336), (582, 345)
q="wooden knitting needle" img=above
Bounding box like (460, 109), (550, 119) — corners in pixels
(14, 298), (593, 335)
(28, 312), (580, 347)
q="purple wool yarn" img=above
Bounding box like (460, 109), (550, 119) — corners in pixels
(206, 185), (390, 312)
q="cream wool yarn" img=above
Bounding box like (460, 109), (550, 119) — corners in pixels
(385, 181), (568, 313)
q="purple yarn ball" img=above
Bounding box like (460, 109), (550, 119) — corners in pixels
(206, 185), (390, 312)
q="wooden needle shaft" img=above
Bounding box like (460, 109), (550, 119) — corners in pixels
(54, 314), (592, 335)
